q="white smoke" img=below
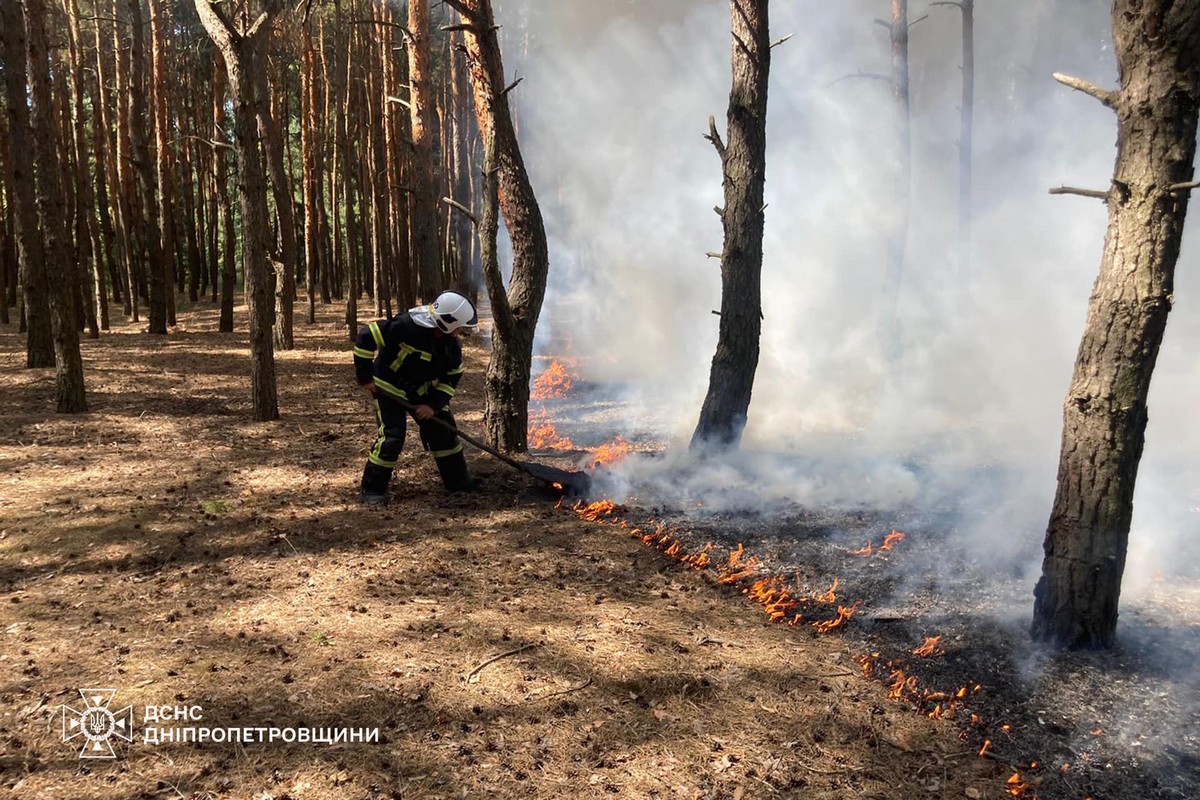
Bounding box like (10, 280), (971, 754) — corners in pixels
(491, 1), (1199, 589)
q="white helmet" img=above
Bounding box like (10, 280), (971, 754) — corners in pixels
(424, 291), (478, 333)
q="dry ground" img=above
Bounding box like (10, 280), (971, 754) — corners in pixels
(2, 302), (1015, 799)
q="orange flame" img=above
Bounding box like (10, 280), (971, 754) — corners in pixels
(849, 529), (906, 556)
(913, 635), (943, 658)
(531, 360), (576, 399)
(815, 577), (839, 604)
(573, 499), (622, 522)
(813, 602), (861, 634)
(1004, 772), (1031, 797)
(589, 437), (633, 468)
(528, 409), (577, 451)
(716, 544), (761, 585)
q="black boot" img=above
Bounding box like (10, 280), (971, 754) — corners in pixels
(434, 450), (479, 492)
(360, 462), (393, 505)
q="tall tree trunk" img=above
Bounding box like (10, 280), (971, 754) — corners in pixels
(25, 0), (88, 411)
(366, 40), (392, 319)
(114, 0), (142, 320)
(180, 134), (203, 303)
(127, 0), (169, 335)
(258, 51), (296, 350)
(195, 0), (284, 421)
(147, 0), (178, 326)
(318, 13), (337, 305)
(877, 0), (912, 367)
(957, 0), (974, 279)
(337, 11), (360, 340)
(54, 66), (86, 337)
(445, 24), (478, 294)
(212, 50), (237, 332)
(64, 0), (102, 339)
(1032, 1), (1200, 650)
(407, 0), (443, 299)
(301, 14), (319, 324)
(691, 0), (771, 450)
(0, 0), (55, 367)
(0, 106), (12, 325)
(383, 9), (414, 308)
(94, 3), (130, 316)
(445, 0), (550, 453)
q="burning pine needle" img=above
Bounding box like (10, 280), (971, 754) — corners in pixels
(912, 635), (943, 658)
(531, 359), (577, 399)
(848, 529), (906, 556)
(527, 409), (577, 451)
(588, 436), (634, 468)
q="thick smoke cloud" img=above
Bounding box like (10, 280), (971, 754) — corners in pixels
(490, 1), (1198, 587)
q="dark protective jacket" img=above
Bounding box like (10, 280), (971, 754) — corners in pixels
(353, 313), (465, 410)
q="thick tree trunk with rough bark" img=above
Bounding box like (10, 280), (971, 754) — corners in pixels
(445, 0), (550, 453)
(1, 1), (55, 367)
(195, 0), (283, 421)
(691, 0), (771, 450)
(1032, 0), (1200, 650)
(25, 0), (88, 412)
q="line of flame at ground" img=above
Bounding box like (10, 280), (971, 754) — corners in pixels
(565, 499), (861, 635)
(566, 498), (1047, 799)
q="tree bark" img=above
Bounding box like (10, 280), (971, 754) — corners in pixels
(877, 0), (912, 367)
(64, 0), (103, 339)
(98, 2), (133, 317)
(113, 0), (143, 320)
(407, 0), (444, 299)
(211, 49), (237, 333)
(301, 14), (320, 324)
(258, 48), (297, 350)
(147, 0), (179, 326)
(1032, 0), (1200, 650)
(127, 0), (169, 335)
(194, 0), (284, 421)
(25, 0), (88, 412)
(445, 0), (550, 453)
(0, 105), (12, 325)
(1, 0), (55, 367)
(365, 10), (392, 318)
(336, 4), (360, 340)
(957, 0), (974, 279)
(691, 0), (771, 450)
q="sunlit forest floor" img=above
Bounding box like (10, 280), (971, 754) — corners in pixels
(2, 300), (1033, 800)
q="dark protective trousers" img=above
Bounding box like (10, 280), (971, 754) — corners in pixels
(360, 393), (472, 494)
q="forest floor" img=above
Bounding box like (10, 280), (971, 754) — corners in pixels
(0, 302), (1188, 800)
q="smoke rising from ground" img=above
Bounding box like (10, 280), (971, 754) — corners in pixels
(492, 1), (1199, 590)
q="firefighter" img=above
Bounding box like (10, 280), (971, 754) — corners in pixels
(354, 290), (480, 505)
